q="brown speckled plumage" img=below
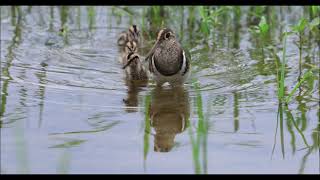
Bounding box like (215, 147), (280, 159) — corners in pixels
(145, 28), (190, 86)
(153, 40), (183, 76)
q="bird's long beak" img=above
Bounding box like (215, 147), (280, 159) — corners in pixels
(122, 60), (132, 69)
(144, 39), (159, 62)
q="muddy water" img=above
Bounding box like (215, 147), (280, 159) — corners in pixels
(1, 6), (319, 174)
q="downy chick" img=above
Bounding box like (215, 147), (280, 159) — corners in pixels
(122, 41), (148, 81)
(117, 25), (140, 47)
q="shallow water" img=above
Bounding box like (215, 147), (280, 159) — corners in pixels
(1, 6), (319, 174)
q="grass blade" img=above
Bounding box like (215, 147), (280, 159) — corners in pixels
(285, 70), (313, 104)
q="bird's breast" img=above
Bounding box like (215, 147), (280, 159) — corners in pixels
(153, 41), (183, 76)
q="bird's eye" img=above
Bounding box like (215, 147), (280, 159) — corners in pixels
(165, 32), (171, 39)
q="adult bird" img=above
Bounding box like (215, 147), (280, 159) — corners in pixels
(144, 28), (190, 87)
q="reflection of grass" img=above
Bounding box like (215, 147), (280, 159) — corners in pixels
(35, 63), (48, 128)
(2, 7), (30, 173)
(143, 95), (151, 171)
(188, 80), (208, 174)
(1, 6), (22, 119)
(284, 104), (310, 148)
(285, 107), (297, 154)
(49, 121), (120, 135)
(50, 138), (83, 174)
(56, 150), (71, 174)
(15, 114), (29, 174)
(233, 92), (239, 132)
(285, 70), (313, 104)
(272, 103), (311, 160)
(270, 20), (317, 168)
(279, 103), (285, 158)
(49, 139), (87, 148)
(188, 123), (201, 174)
(272, 80), (318, 173)
(298, 116), (319, 174)
(1, 9), (28, 173)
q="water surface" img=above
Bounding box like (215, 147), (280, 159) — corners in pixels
(1, 6), (319, 174)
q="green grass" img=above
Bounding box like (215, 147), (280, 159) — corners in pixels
(87, 6), (96, 30)
(292, 18), (307, 74)
(277, 31), (288, 102)
(1, 6), (22, 118)
(143, 95), (151, 171)
(285, 70), (313, 104)
(272, 29), (313, 159)
(198, 6), (210, 37)
(188, 80), (208, 174)
(274, 30), (314, 104)
(249, 15), (270, 59)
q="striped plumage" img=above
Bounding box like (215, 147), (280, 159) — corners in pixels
(117, 25), (140, 47)
(122, 41), (148, 81)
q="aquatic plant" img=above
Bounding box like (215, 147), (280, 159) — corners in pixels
(143, 95), (151, 171)
(285, 70), (313, 104)
(1, 6), (22, 119)
(87, 6), (96, 30)
(188, 80), (208, 174)
(1, 6), (319, 174)
(273, 102), (311, 160)
(274, 30), (315, 104)
(249, 16), (269, 57)
(291, 18), (308, 75)
(58, 6), (69, 44)
(198, 6), (210, 37)
(275, 31), (288, 102)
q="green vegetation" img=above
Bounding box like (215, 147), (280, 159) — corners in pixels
(188, 80), (208, 174)
(143, 95), (151, 171)
(0, 6), (319, 174)
(249, 16), (269, 57)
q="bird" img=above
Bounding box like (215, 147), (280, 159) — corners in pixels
(118, 37), (138, 63)
(121, 41), (148, 81)
(117, 25), (141, 47)
(124, 41), (138, 54)
(144, 28), (190, 87)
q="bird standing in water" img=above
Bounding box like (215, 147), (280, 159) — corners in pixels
(145, 28), (190, 87)
(121, 41), (148, 81)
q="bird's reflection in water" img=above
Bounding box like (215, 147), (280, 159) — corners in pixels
(149, 86), (190, 152)
(123, 80), (148, 113)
